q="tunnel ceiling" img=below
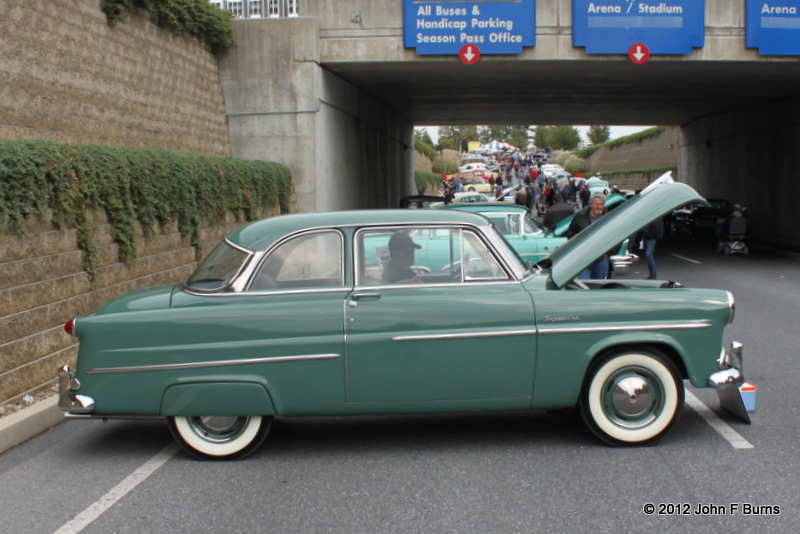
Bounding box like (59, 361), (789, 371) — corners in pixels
(322, 59), (800, 126)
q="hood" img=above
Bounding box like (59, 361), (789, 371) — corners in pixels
(543, 182), (708, 287)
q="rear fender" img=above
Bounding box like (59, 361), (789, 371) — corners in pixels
(161, 382), (276, 416)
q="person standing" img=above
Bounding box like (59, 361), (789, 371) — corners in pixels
(543, 194), (574, 227)
(568, 193), (609, 279)
(642, 217), (664, 279)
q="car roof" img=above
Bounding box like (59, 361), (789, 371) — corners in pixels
(439, 203), (527, 213)
(226, 209), (490, 251)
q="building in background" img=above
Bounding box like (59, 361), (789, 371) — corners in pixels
(209, 0), (298, 19)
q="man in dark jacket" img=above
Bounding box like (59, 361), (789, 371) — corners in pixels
(567, 193), (608, 279)
(543, 194), (574, 227)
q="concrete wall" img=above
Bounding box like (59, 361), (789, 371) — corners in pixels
(218, 17), (414, 214)
(0, 0), (231, 156)
(681, 98), (797, 247)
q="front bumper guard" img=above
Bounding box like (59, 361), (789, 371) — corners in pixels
(58, 365), (95, 415)
(708, 342), (751, 424)
(708, 341), (744, 388)
(609, 253), (638, 276)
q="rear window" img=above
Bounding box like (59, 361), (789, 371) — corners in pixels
(185, 240), (250, 291)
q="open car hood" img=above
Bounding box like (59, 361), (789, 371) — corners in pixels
(543, 183), (708, 287)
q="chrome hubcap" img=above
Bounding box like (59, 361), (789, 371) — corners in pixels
(603, 368), (664, 429)
(188, 416), (249, 443)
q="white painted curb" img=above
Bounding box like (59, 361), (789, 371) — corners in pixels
(0, 396), (64, 455)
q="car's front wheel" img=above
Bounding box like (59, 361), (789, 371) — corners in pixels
(580, 349), (683, 446)
(168, 415), (272, 460)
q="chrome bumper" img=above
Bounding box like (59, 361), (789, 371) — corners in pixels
(58, 365), (95, 414)
(708, 341), (744, 388)
(610, 253), (638, 276)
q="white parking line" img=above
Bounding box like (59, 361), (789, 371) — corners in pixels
(671, 253), (702, 264)
(53, 442), (180, 534)
(685, 390), (754, 449)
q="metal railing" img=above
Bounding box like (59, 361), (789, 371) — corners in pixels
(208, 0), (298, 19)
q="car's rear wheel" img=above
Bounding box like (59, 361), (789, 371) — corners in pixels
(168, 415), (272, 460)
(580, 349), (683, 446)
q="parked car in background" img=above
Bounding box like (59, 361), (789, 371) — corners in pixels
(60, 184), (744, 460)
(438, 203), (566, 264)
(667, 198), (734, 235)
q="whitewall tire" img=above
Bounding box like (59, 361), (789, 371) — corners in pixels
(168, 415), (272, 460)
(580, 349), (683, 446)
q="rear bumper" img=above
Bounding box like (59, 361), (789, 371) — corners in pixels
(708, 341), (744, 388)
(58, 365), (95, 415)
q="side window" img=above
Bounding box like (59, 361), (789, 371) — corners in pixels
(249, 232), (343, 291)
(358, 227), (462, 285)
(463, 231), (509, 282)
(356, 227), (508, 285)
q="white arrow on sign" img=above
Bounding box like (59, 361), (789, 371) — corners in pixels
(463, 46), (476, 62)
(632, 46), (646, 61)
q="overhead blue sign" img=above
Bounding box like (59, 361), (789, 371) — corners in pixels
(403, 0), (535, 55)
(746, 1), (800, 55)
(572, 0), (704, 55)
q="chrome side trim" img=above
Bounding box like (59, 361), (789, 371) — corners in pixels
(537, 322), (712, 335)
(393, 329), (538, 342)
(85, 353), (340, 375)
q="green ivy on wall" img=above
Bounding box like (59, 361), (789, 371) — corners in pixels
(100, 0), (235, 53)
(0, 140), (292, 286)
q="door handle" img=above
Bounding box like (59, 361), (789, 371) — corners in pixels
(351, 292), (381, 300)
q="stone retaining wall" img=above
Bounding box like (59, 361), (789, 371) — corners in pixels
(586, 128), (680, 189)
(0, 208), (277, 409)
(0, 0), (231, 156)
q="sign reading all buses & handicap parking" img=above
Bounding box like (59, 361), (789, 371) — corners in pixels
(403, 0), (535, 55)
(572, 0), (704, 55)
(746, 0), (800, 55)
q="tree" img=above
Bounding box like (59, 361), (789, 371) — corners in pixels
(587, 125), (611, 145)
(547, 125), (582, 151)
(415, 128), (434, 147)
(479, 125), (531, 149)
(533, 125), (552, 150)
(438, 125), (479, 152)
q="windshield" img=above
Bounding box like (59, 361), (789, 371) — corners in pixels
(185, 240), (251, 291)
(487, 225), (530, 279)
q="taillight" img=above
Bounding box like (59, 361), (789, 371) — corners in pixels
(64, 318), (76, 337)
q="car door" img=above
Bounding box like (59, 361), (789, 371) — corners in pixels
(345, 225), (536, 407)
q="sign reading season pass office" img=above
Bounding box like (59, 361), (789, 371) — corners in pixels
(403, 0), (535, 55)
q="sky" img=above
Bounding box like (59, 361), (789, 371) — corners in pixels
(416, 125), (653, 146)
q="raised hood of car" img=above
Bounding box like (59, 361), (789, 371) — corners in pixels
(545, 183), (708, 287)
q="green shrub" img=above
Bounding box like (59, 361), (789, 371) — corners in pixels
(100, 0), (235, 53)
(432, 161), (458, 175)
(415, 137), (439, 162)
(575, 126), (672, 159)
(0, 140), (292, 286)
(415, 170), (443, 194)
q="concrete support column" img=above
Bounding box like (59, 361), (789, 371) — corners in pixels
(217, 18), (414, 213)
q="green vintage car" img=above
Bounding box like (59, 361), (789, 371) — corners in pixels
(439, 194), (637, 275)
(60, 183), (744, 460)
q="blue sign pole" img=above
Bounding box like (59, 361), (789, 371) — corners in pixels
(572, 0), (704, 55)
(746, 0), (800, 55)
(403, 0), (536, 55)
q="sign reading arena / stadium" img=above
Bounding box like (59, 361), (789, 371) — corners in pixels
(572, 0), (705, 55)
(746, 0), (800, 55)
(403, 0), (535, 55)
